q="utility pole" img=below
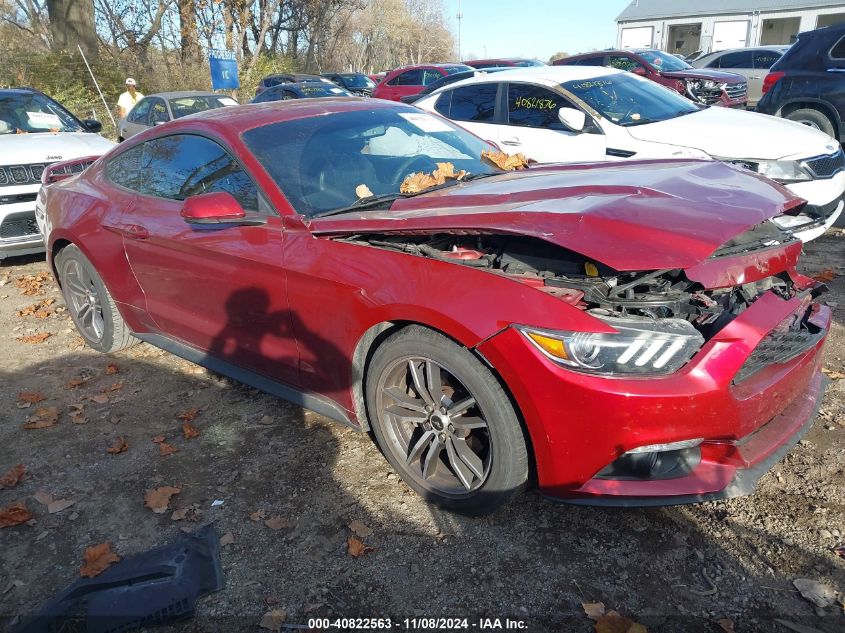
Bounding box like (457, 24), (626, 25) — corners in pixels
(457, 0), (463, 60)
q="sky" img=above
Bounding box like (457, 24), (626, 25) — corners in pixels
(442, 0), (632, 62)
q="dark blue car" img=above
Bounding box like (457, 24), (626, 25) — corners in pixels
(251, 82), (351, 103)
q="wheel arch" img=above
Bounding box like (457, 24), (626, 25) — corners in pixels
(778, 99), (842, 138)
(350, 319), (538, 483)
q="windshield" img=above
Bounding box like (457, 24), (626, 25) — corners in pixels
(514, 59), (544, 67)
(637, 50), (693, 72)
(562, 73), (699, 126)
(340, 74), (376, 89)
(0, 92), (84, 134)
(242, 107), (503, 218)
(444, 65), (474, 75)
(169, 96), (238, 119)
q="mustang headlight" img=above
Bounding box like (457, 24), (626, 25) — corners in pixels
(519, 316), (704, 376)
(757, 159), (812, 183)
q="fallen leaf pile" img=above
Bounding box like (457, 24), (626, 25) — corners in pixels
(0, 464), (25, 489)
(822, 367), (845, 380)
(347, 535), (375, 557)
(18, 332), (51, 344)
(399, 161), (468, 194)
(582, 602), (648, 633)
(14, 272), (51, 296)
(0, 502), (33, 528)
(22, 406), (59, 429)
(144, 486), (181, 513)
(80, 542), (120, 578)
(16, 298), (55, 318)
(481, 149), (532, 171)
(106, 437), (129, 454)
(17, 391), (46, 407)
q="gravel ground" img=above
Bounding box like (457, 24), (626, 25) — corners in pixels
(1, 231), (844, 633)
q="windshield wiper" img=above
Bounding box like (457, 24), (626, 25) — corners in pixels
(461, 172), (501, 182)
(311, 193), (410, 218)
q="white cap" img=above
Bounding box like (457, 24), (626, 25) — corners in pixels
(125, 78), (137, 86)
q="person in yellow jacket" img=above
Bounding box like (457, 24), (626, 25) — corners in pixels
(116, 78), (144, 119)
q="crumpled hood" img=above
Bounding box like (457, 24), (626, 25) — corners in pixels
(0, 132), (115, 165)
(625, 107), (837, 160)
(309, 159), (802, 272)
(661, 68), (745, 83)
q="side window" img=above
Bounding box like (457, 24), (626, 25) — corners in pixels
(149, 99), (168, 124)
(507, 83), (564, 130)
(577, 56), (605, 67)
(283, 90), (298, 100)
(705, 55), (722, 68)
(105, 145), (144, 191)
(394, 69), (423, 86)
(753, 50), (781, 69)
(831, 36), (845, 59)
(139, 135), (259, 210)
(717, 50), (753, 68)
(434, 90), (452, 117)
(448, 84), (498, 122)
(422, 69), (444, 85)
(128, 99), (152, 123)
(608, 55), (645, 73)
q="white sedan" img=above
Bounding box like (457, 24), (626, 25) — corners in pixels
(414, 66), (844, 242)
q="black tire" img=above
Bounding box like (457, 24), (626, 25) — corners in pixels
(56, 244), (137, 353)
(365, 325), (529, 515)
(785, 108), (836, 138)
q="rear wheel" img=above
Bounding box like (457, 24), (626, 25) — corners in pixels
(56, 244), (137, 353)
(785, 108), (836, 138)
(366, 326), (529, 515)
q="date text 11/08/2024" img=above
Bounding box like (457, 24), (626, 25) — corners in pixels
(306, 618), (529, 630)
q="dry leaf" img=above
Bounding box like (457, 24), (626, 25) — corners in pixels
(0, 464), (25, 489)
(18, 332), (51, 344)
(47, 498), (75, 514)
(399, 171), (438, 194)
(481, 148), (531, 171)
(171, 505), (201, 522)
(259, 609), (287, 632)
(250, 509), (267, 521)
(582, 602), (607, 621)
(14, 272), (51, 296)
(65, 376), (89, 389)
(33, 490), (53, 506)
(101, 382), (124, 393)
(594, 611), (648, 633)
(0, 501), (33, 528)
(813, 268), (836, 282)
(22, 407), (59, 429)
(69, 403), (87, 425)
(182, 422), (200, 439)
(151, 435), (166, 443)
(158, 442), (179, 456)
(220, 532), (235, 547)
(107, 437), (128, 454)
(347, 535), (374, 557)
(822, 368), (845, 380)
(17, 298), (55, 319)
(177, 407), (200, 422)
(88, 394), (109, 404)
(80, 542), (120, 578)
(144, 486), (181, 513)
(18, 391), (46, 406)
(264, 516), (289, 530)
(105, 363), (119, 375)
(349, 520), (373, 538)
(355, 184), (373, 198)
(716, 619), (736, 633)
(433, 161), (467, 182)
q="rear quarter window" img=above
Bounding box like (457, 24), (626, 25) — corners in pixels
(105, 145), (144, 191)
(831, 35), (845, 59)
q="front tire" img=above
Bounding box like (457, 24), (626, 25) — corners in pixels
(56, 244), (137, 353)
(366, 326), (529, 515)
(785, 108), (836, 138)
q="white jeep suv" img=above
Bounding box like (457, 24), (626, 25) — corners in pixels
(0, 88), (114, 260)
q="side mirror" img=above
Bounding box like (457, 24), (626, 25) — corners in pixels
(82, 119), (102, 133)
(558, 107), (586, 132)
(182, 192), (247, 224)
(632, 66), (647, 76)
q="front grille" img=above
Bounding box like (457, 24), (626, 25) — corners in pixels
(803, 149), (845, 179)
(725, 82), (747, 100)
(0, 192), (38, 205)
(0, 163), (46, 187)
(735, 313), (824, 382)
(0, 211), (39, 239)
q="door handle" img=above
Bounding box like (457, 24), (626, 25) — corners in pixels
(103, 223), (150, 240)
(501, 137), (521, 146)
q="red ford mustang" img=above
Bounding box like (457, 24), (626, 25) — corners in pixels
(36, 99), (830, 514)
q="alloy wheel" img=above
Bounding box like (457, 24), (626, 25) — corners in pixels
(63, 259), (106, 342)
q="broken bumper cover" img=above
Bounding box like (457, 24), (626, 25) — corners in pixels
(476, 293), (831, 506)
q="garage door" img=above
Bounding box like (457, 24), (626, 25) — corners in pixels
(712, 20), (749, 51)
(621, 26), (654, 49)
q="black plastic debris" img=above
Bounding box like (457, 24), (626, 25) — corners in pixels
(14, 524), (225, 633)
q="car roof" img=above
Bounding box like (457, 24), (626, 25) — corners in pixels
(147, 91), (227, 99)
(424, 65), (621, 89)
(0, 87), (40, 95)
(701, 45), (789, 56)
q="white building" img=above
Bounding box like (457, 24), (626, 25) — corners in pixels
(616, 0), (845, 57)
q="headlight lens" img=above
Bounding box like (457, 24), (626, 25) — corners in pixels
(757, 159), (812, 183)
(520, 316), (705, 376)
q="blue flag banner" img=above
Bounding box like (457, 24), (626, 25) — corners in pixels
(209, 50), (239, 90)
